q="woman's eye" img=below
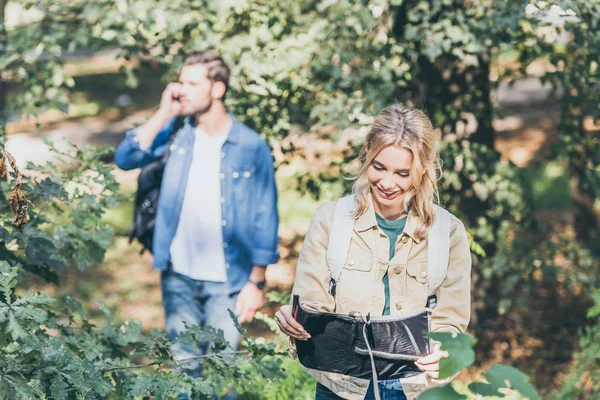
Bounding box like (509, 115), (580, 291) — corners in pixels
(373, 165), (384, 171)
(396, 172), (409, 178)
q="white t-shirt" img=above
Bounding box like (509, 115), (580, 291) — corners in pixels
(169, 126), (228, 281)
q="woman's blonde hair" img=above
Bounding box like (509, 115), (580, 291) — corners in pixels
(351, 104), (441, 240)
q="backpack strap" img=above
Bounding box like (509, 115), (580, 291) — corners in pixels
(161, 116), (186, 162)
(326, 195), (356, 297)
(426, 206), (451, 308)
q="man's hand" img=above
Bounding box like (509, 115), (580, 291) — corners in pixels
(159, 82), (183, 119)
(414, 341), (451, 383)
(235, 282), (265, 323)
(136, 82), (183, 149)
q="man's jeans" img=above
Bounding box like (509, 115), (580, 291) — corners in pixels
(315, 381), (407, 400)
(161, 269), (241, 377)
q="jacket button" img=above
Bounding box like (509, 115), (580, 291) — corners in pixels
(219, 173), (225, 179)
(220, 197), (225, 203)
(244, 171), (251, 178)
(420, 271), (428, 279)
(401, 235), (409, 244)
(221, 220), (227, 226)
(221, 152), (225, 158)
(348, 259), (354, 266)
(232, 172), (239, 179)
(394, 266), (402, 274)
(395, 303), (402, 310)
(178, 148), (185, 155)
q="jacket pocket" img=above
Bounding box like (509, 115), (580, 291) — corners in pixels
(343, 251), (373, 272)
(336, 251), (375, 314)
(231, 165), (256, 195)
(406, 262), (429, 308)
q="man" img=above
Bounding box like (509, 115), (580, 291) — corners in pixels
(114, 50), (279, 377)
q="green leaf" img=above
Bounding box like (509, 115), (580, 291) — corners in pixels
(427, 332), (476, 379)
(7, 310), (28, 340)
(468, 381), (505, 397)
(25, 236), (58, 264)
(95, 300), (114, 321)
(418, 385), (467, 400)
(64, 295), (86, 318)
(485, 365), (540, 400)
(0, 261), (18, 304)
(587, 290), (600, 318)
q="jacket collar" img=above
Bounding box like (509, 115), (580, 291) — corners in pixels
(354, 192), (422, 243)
(184, 113), (241, 145)
(225, 114), (241, 145)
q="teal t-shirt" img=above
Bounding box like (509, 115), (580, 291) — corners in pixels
(375, 213), (408, 315)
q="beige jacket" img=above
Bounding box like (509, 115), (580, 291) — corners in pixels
(291, 198), (472, 399)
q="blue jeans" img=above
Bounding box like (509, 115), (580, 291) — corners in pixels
(315, 381), (407, 400)
(161, 269), (240, 398)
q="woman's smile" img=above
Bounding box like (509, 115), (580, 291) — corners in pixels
(375, 185), (401, 200)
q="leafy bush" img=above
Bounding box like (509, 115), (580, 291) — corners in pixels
(419, 332), (539, 400)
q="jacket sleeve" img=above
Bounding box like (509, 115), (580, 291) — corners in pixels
(113, 118), (177, 171)
(291, 203), (336, 312)
(431, 218), (472, 334)
(251, 141), (280, 267)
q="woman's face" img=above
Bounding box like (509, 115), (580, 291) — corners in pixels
(366, 144), (414, 213)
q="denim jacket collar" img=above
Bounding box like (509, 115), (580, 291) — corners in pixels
(183, 113), (241, 145)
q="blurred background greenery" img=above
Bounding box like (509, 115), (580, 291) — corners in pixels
(1, 0), (599, 398)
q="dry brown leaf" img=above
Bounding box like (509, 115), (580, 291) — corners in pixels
(0, 151), (6, 178)
(1, 150), (28, 232)
(3, 150), (19, 176)
(9, 175), (28, 232)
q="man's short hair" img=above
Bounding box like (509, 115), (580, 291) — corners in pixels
(183, 50), (230, 99)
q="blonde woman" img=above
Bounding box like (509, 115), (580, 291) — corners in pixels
(275, 104), (472, 400)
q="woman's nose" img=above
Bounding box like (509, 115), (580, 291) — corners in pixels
(380, 173), (395, 189)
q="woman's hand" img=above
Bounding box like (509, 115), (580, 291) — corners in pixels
(415, 341), (450, 383)
(275, 305), (311, 341)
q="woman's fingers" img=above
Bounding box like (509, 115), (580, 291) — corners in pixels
(414, 362), (439, 372)
(275, 312), (307, 337)
(279, 306), (307, 331)
(416, 345), (448, 365)
(416, 351), (448, 365)
(275, 306), (310, 340)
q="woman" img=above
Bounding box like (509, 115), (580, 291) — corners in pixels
(275, 104), (472, 400)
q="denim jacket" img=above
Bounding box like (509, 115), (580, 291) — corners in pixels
(114, 115), (279, 293)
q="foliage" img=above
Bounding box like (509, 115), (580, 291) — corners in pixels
(3, 0), (598, 294)
(251, 312), (315, 400)
(420, 332), (540, 400)
(551, 289), (600, 399)
(0, 258), (294, 399)
(0, 139), (121, 283)
(0, 141), (308, 398)
(1, 0), (599, 398)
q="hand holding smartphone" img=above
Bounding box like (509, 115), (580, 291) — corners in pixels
(159, 82), (183, 118)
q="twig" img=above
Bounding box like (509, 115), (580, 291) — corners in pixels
(102, 350), (251, 373)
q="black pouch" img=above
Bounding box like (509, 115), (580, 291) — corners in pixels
(292, 295), (430, 380)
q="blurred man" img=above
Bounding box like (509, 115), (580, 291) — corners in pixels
(114, 50), (279, 381)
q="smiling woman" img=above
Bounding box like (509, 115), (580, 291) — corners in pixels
(275, 104), (472, 400)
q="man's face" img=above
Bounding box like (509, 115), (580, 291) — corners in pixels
(177, 64), (214, 116)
